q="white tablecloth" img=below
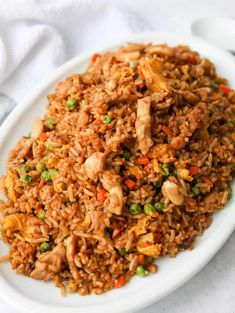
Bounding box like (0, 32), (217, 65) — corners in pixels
(0, 0), (234, 312)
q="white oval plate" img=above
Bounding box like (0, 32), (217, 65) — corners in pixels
(0, 32), (235, 313)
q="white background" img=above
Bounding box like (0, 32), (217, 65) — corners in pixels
(0, 0), (235, 312)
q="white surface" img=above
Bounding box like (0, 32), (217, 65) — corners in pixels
(0, 31), (235, 313)
(191, 17), (235, 51)
(0, 1), (235, 313)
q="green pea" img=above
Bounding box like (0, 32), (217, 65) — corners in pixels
(123, 150), (131, 160)
(144, 203), (154, 215)
(196, 178), (203, 184)
(105, 229), (111, 237)
(226, 120), (234, 128)
(162, 163), (170, 176)
(103, 115), (113, 124)
(191, 186), (200, 196)
(119, 248), (127, 257)
(136, 265), (147, 277)
(25, 131), (32, 138)
(49, 168), (57, 176)
(36, 162), (46, 172)
(155, 180), (163, 188)
(225, 187), (232, 200)
(154, 202), (165, 211)
(46, 118), (56, 129)
(67, 98), (77, 110)
(21, 175), (32, 184)
(20, 165), (30, 172)
(65, 201), (71, 207)
(38, 212), (46, 221)
(39, 242), (51, 252)
(46, 143), (55, 151)
(129, 203), (142, 215)
(40, 171), (51, 182)
(210, 81), (219, 90)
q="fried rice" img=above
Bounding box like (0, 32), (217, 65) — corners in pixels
(0, 42), (235, 296)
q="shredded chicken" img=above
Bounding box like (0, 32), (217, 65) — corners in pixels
(84, 152), (106, 181)
(30, 243), (66, 280)
(162, 180), (184, 205)
(138, 57), (169, 92)
(8, 118), (43, 161)
(170, 103), (208, 150)
(0, 213), (49, 243)
(31, 118), (43, 140)
(100, 170), (124, 215)
(135, 96), (153, 155)
(137, 233), (161, 257)
(65, 234), (80, 280)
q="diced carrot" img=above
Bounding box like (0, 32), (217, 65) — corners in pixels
(189, 166), (200, 176)
(114, 276), (126, 288)
(124, 178), (136, 190)
(187, 54), (197, 65)
(138, 242), (153, 248)
(203, 177), (214, 188)
(38, 179), (45, 190)
(138, 254), (145, 265)
(219, 84), (231, 95)
(97, 189), (107, 202)
(39, 132), (47, 142)
(112, 227), (122, 239)
(91, 53), (100, 62)
(136, 156), (149, 165)
(138, 68), (145, 80)
(162, 125), (175, 137)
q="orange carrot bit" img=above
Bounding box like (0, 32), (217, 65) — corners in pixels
(138, 68), (145, 80)
(187, 53), (197, 65)
(189, 166), (200, 176)
(97, 189), (107, 202)
(124, 178), (136, 190)
(136, 156), (149, 165)
(219, 84), (231, 95)
(38, 179), (45, 190)
(138, 254), (145, 265)
(203, 177), (214, 188)
(91, 53), (100, 62)
(138, 242), (153, 248)
(114, 276), (126, 288)
(112, 227), (122, 239)
(39, 132), (47, 142)
(162, 125), (176, 137)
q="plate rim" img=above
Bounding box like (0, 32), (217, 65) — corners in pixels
(0, 31), (235, 313)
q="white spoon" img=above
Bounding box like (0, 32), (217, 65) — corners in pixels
(191, 17), (235, 54)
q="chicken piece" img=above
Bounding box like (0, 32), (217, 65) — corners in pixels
(56, 74), (84, 98)
(100, 170), (124, 215)
(176, 168), (193, 182)
(162, 180), (184, 205)
(131, 216), (151, 236)
(30, 243), (66, 280)
(0, 169), (17, 201)
(145, 44), (173, 57)
(135, 97), (153, 155)
(137, 233), (161, 257)
(148, 143), (175, 163)
(8, 118), (43, 161)
(1, 213), (49, 243)
(65, 234), (80, 280)
(114, 51), (141, 62)
(170, 103), (208, 150)
(118, 43), (146, 53)
(31, 118), (43, 140)
(84, 152), (106, 181)
(138, 57), (169, 92)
